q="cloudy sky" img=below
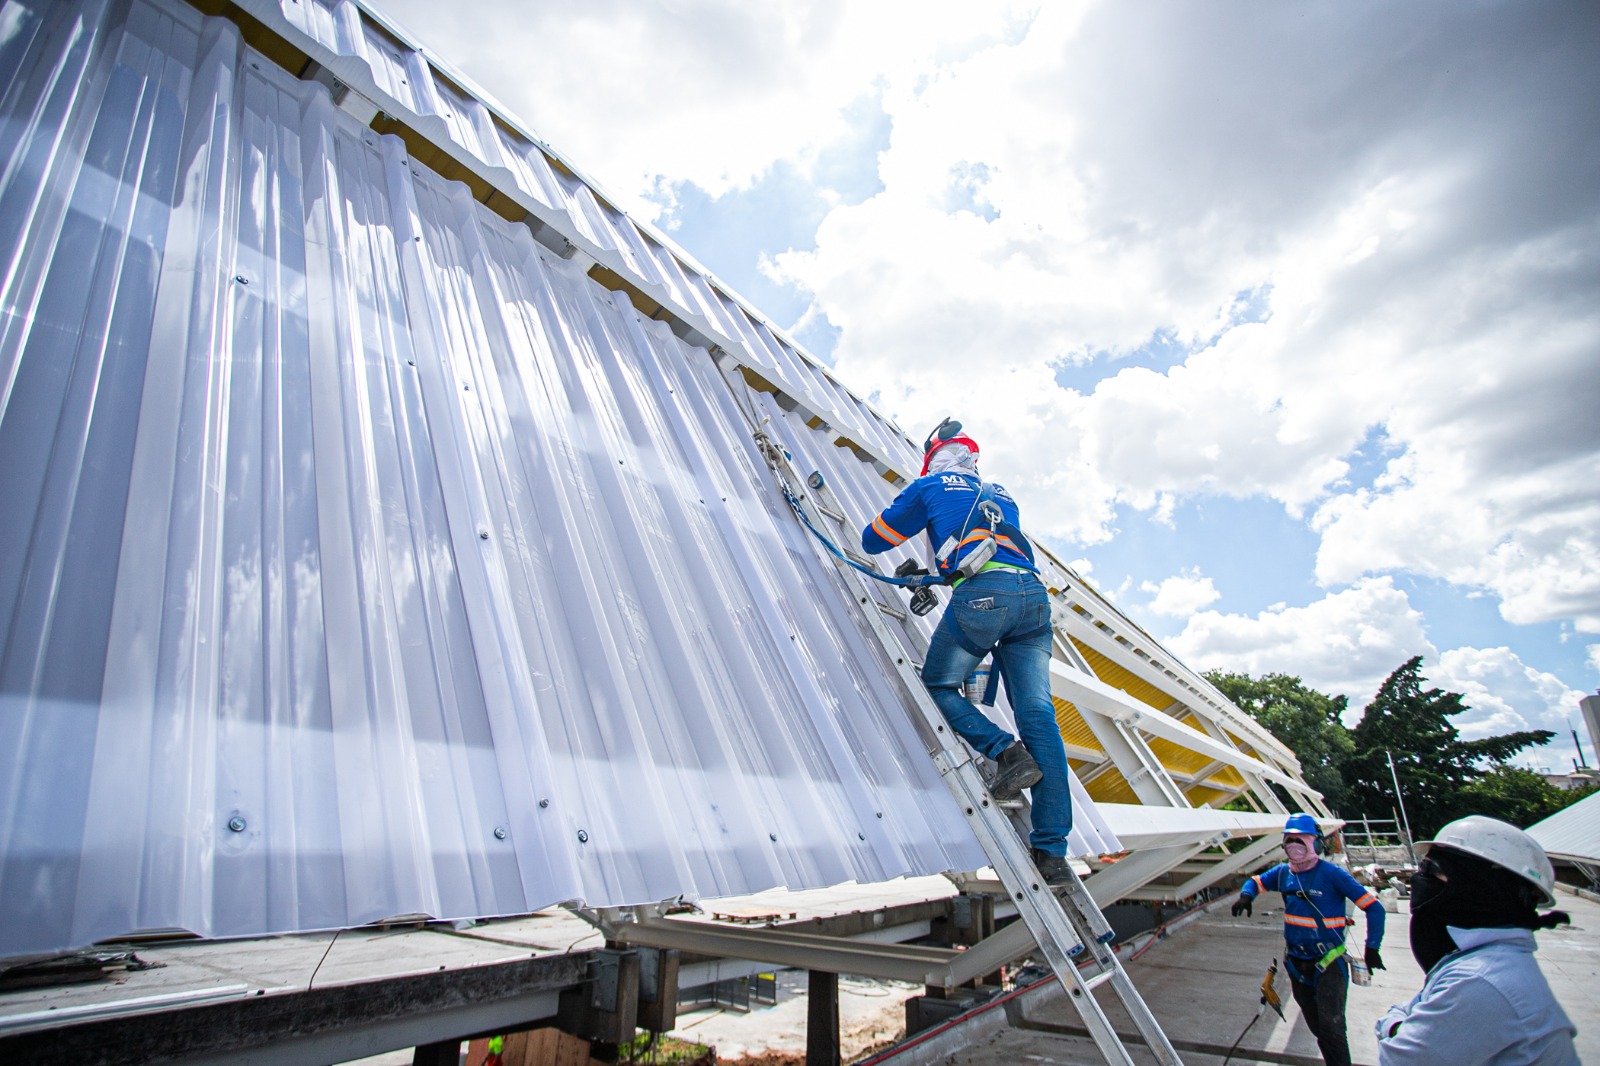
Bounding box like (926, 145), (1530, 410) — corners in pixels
(376, 0), (1600, 771)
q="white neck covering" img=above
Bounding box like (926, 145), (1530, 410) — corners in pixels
(928, 442), (978, 478)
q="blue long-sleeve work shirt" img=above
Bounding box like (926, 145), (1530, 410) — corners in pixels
(1240, 859), (1385, 963)
(1376, 926), (1578, 1065)
(861, 471), (1036, 579)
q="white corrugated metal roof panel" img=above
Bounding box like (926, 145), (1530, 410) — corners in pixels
(1527, 792), (1600, 865)
(0, 0), (1133, 959)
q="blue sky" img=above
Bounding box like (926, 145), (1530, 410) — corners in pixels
(382, 0), (1600, 772)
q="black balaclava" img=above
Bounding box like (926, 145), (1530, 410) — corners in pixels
(1409, 845), (1570, 973)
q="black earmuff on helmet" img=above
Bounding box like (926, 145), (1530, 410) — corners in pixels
(922, 417), (963, 454)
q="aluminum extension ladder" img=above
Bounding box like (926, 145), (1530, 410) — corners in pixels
(750, 425), (1182, 1066)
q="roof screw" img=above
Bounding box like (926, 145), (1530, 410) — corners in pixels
(493, 826), (507, 840)
(577, 830), (589, 843)
(857, 832), (866, 841)
(769, 833), (778, 842)
(228, 816), (246, 832)
(876, 812), (883, 819)
(234, 275), (247, 284)
(479, 530), (489, 540)
(538, 798), (549, 809)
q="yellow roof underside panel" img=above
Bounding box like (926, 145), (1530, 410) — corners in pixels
(1054, 697), (1104, 753)
(1145, 735), (1215, 775)
(1209, 764), (1247, 789)
(1185, 785), (1237, 808)
(1085, 770), (1141, 805)
(1073, 639), (1176, 712)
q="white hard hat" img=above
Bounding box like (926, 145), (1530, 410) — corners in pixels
(1417, 815), (1556, 907)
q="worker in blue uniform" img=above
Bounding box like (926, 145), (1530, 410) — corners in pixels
(1232, 813), (1387, 1066)
(861, 418), (1073, 883)
(1376, 815), (1577, 1065)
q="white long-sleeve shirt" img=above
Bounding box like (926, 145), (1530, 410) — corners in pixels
(1376, 927), (1578, 1065)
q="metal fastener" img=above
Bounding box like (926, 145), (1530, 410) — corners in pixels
(538, 798), (549, 809)
(493, 826), (507, 840)
(228, 817), (246, 832)
(577, 830), (589, 843)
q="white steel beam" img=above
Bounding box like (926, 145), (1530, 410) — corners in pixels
(1085, 841), (1217, 907)
(1049, 662), (1319, 799)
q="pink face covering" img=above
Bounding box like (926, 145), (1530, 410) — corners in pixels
(1283, 834), (1319, 873)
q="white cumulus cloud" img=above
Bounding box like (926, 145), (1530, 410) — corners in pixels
(1140, 570), (1220, 618)
(1431, 646), (1585, 743)
(1164, 578), (1435, 720)
(766, 2), (1600, 634)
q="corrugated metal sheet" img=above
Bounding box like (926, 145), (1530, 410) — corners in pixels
(1527, 792), (1600, 864)
(0, 0), (1077, 958)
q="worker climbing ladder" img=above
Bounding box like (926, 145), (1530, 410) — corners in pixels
(743, 409), (1183, 1066)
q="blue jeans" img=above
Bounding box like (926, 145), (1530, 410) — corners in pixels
(920, 569), (1072, 855)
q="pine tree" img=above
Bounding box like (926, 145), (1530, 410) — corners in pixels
(1347, 656), (1554, 837)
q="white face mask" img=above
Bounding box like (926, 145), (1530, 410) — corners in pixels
(928, 443), (978, 476)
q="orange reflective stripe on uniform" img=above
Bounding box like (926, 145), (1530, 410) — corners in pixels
(957, 531), (1022, 553)
(1251, 875), (1265, 893)
(871, 515), (909, 545)
(1355, 892), (1378, 909)
(1283, 914), (1348, 928)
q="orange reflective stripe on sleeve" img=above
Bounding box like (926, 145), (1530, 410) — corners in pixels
(1251, 875), (1265, 893)
(1355, 892), (1378, 909)
(871, 515), (910, 546)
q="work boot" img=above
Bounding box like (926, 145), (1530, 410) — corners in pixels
(1030, 848), (1074, 887)
(989, 742), (1043, 800)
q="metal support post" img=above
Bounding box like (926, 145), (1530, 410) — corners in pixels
(807, 970), (840, 1066)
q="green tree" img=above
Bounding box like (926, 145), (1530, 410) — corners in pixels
(1347, 657), (1555, 838)
(1459, 764), (1598, 828)
(1205, 670), (1354, 814)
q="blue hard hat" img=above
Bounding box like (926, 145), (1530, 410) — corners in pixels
(1283, 813), (1320, 836)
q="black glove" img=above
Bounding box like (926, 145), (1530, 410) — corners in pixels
(1365, 946), (1385, 971)
(1231, 894), (1252, 918)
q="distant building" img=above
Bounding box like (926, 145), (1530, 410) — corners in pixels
(1539, 769), (1600, 792)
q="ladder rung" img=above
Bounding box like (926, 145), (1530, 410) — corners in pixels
(815, 502), (846, 523)
(1083, 968), (1117, 992)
